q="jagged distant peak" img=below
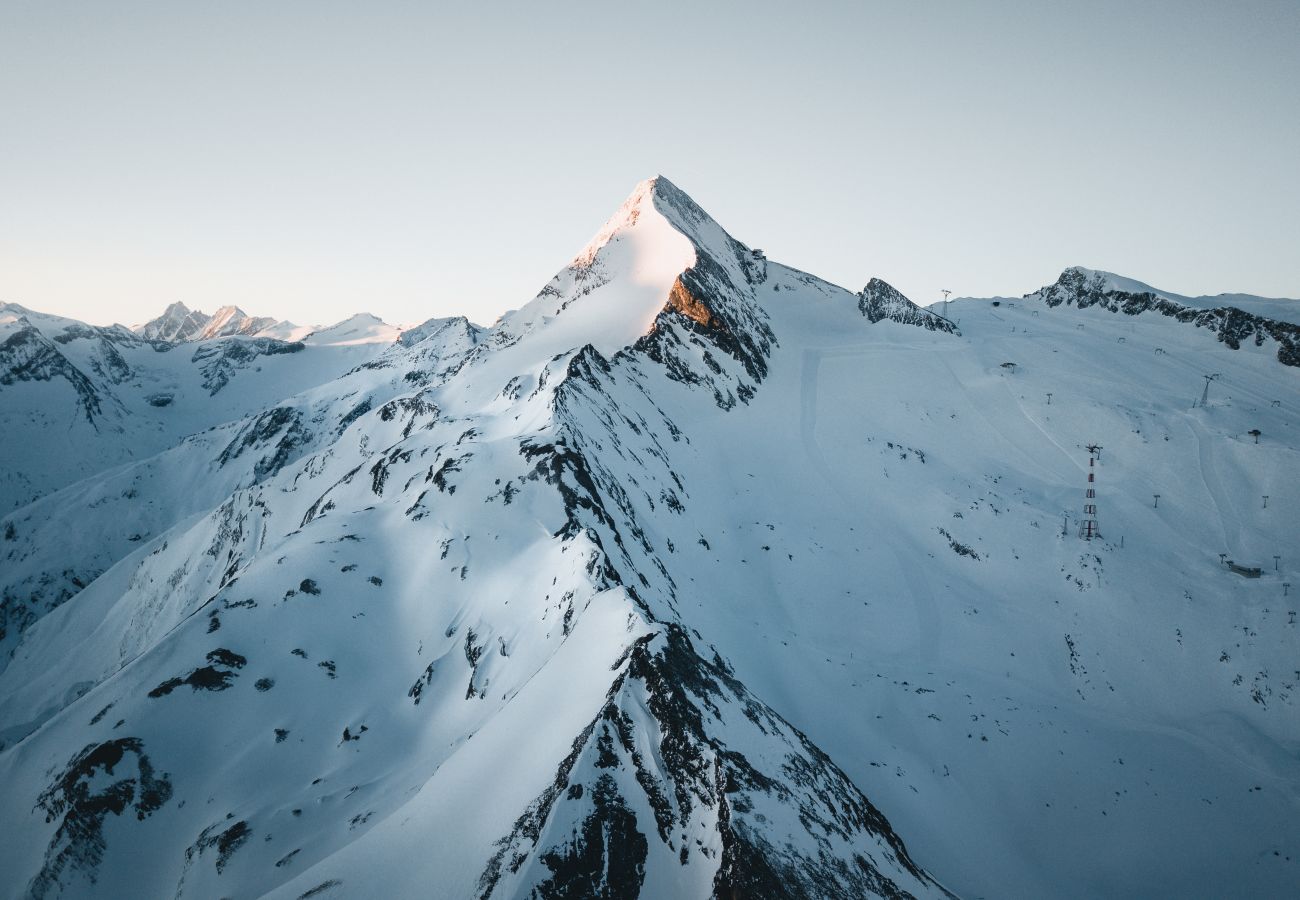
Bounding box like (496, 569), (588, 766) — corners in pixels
(207, 303), (248, 320)
(1028, 266), (1300, 366)
(859, 277), (915, 312)
(1032, 266), (1300, 327)
(133, 302), (212, 342)
(858, 278), (959, 334)
(1035, 266), (1169, 303)
(1070, 266), (1160, 293)
(1040, 265), (1299, 306)
(197, 305), (277, 341)
(134, 301), (306, 343)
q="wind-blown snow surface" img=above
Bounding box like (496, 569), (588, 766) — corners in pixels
(2, 178), (1298, 899)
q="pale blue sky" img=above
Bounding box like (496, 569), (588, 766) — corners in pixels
(2, 0), (1297, 328)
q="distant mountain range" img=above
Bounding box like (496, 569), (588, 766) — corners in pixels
(133, 301), (283, 343)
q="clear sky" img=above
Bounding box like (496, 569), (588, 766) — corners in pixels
(2, 0), (1297, 329)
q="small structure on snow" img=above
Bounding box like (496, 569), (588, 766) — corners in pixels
(1225, 560), (1262, 579)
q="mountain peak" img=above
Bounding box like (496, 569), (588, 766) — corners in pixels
(134, 302), (213, 342)
(304, 312), (400, 346)
(572, 176), (669, 266)
(571, 175), (719, 267)
(134, 301), (295, 343)
(484, 174), (779, 370)
(858, 278), (960, 334)
(1031, 267), (1300, 332)
(620, 174), (680, 209)
(490, 177), (705, 359)
(197, 306), (275, 341)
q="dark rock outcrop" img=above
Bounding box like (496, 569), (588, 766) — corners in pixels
(1030, 268), (1300, 367)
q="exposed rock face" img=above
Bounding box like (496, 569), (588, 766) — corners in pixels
(666, 277), (723, 331)
(135, 302), (284, 344)
(634, 179), (777, 410)
(190, 336), (305, 394)
(135, 302), (214, 343)
(0, 322), (104, 422)
(479, 626), (945, 900)
(397, 315), (483, 349)
(1030, 267), (1300, 367)
(857, 279), (959, 334)
(0, 306), (156, 427)
(30, 738), (173, 899)
(197, 306), (277, 341)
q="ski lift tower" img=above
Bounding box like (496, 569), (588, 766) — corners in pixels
(941, 289), (952, 319)
(1080, 444), (1102, 540)
(1198, 373), (1221, 408)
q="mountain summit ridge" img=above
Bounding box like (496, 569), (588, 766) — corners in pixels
(1028, 266), (1300, 366)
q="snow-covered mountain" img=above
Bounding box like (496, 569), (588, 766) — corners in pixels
(134, 301), (295, 343)
(133, 302), (404, 347)
(1028, 267), (1300, 365)
(303, 313), (403, 347)
(1038, 266), (1300, 327)
(0, 303), (404, 513)
(133, 301), (213, 342)
(1, 177), (1297, 899)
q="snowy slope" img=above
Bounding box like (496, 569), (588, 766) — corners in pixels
(254, 320), (315, 342)
(1, 178), (1297, 900)
(304, 313), (402, 347)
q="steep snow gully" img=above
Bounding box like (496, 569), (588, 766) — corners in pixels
(1, 177), (1298, 899)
